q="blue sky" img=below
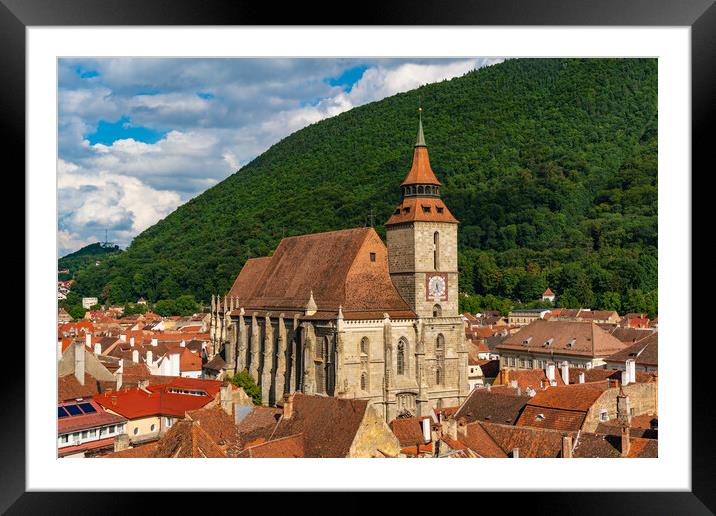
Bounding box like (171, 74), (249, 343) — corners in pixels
(58, 57), (503, 255)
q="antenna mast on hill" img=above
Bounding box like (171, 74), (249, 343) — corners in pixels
(102, 228), (115, 248)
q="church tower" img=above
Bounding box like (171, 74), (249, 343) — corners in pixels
(385, 112), (459, 318)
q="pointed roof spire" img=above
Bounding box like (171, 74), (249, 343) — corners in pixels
(415, 106), (426, 147)
(400, 110), (441, 187)
(305, 290), (317, 316)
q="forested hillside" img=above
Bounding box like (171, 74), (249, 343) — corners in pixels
(58, 242), (122, 280)
(68, 58), (658, 316)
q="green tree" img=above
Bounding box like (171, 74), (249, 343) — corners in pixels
(174, 295), (200, 316)
(599, 291), (622, 312)
(229, 370), (262, 405)
(154, 299), (178, 317)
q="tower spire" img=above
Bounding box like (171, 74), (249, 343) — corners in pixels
(415, 106), (426, 147)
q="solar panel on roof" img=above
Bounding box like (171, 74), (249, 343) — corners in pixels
(78, 402), (96, 414)
(58, 407), (69, 418)
(65, 404), (82, 416)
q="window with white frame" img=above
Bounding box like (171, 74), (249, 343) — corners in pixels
(600, 409), (609, 421)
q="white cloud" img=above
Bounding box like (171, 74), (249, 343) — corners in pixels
(58, 159), (182, 246)
(58, 229), (99, 256)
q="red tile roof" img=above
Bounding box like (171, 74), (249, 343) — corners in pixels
(497, 320), (627, 357)
(385, 196), (459, 225)
(226, 228), (414, 318)
(516, 405), (587, 432)
(237, 433), (305, 458)
(94, 378), (226, 419)
(150, 420), (228, 458)
(269, 394), (370, 458)
(606, 332), (658, 367)
(57, 373), (102, 402)
(389, 416), (432, 447)
(520, 381), (609, 412)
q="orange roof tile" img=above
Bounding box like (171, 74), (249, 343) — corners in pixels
(400, 146), (441, 186)
(227, 228), (414, 318)
(385, 196), (459, 225)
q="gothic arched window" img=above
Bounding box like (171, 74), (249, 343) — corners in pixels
(433, 304), (442, 317)
(397, 339), (406, 375)
(435, 334), (445, 386)
(360, 372), (368, 391)
(360, 337), (369, 356)
(433, 231), (440, 270)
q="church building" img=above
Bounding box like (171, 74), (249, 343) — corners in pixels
(209, 115), (470, 421)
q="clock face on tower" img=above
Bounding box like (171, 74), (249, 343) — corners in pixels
(426, 273), (448, 302)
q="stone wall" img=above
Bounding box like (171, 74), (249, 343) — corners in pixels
(583, 382), (658, 432)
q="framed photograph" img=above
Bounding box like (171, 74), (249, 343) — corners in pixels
(7, 0), (711, 512)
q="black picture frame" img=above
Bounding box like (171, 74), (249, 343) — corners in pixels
(4, 0), (711, 513)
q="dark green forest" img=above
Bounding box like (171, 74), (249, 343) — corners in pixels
(65, 58), (658, 317)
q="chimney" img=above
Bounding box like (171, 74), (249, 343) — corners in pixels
(130, 336), (135, 347)
(546, 362), (555, 382)
(626, 359), (636, 385)
(578, 372), (585, 384)
(115, 372), (123, 391)
(511, 447), (520, 458)
(621, 370), (629, 386)
(180, 340), (186, 348)
(119, 334), (127, 342)
(620, 425), (631, 457)
(85, 332), (92, 349)
(283, 394), (294, 419)
(151, 338), (158, 347)
(171, 353), (181, 376)
(146, 350), (153, 365)
(421, 418), (431, 443)
(57, 341), (63, 362)
(617, 388), (631, 425)
(562, 435), (573, 458)
(94, 343), (102, 355)
(220, 384), (232, 416)
(431, 423), (442, 443)
(73, 340), (85, 385)
(500, 368), (509, 385)
(445, 418), (458, 441)
(457, 417), (468, 437)
(113, 433), (130, 453)
(132, 349), (139, 363)
(561, 362), (570, 384)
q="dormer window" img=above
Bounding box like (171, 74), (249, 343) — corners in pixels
(566, 338), (576, 349)
(437, 207), (444, 214)
(403, 207), (410, 214)
(522, 337), (533, 346)
(422, 206), (431, 213)
(543, 338), (553, 347)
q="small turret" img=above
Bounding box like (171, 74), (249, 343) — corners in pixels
(305, 290), (317, 316)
